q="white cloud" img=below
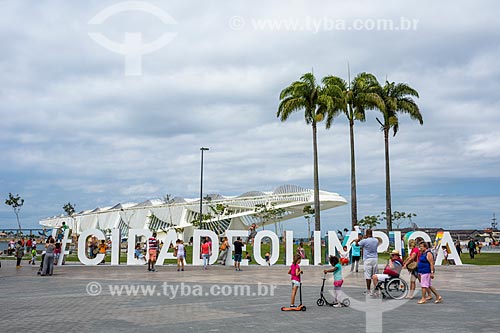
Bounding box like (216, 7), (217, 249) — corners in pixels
(0, 0), (499, 231)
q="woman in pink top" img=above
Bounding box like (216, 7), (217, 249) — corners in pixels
(288, 254), (303, 308)
(403, 238), (423, 299)
(201, 239), (211, 270)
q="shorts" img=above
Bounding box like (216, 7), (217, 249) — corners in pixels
(363, 258), (378, 280)
(352, 256), (360, 262)
(374, 274), (390, 283)
(291, 280), (301, 287)
(420, 273), (432, 288)
(149, 249), (157, 261)
(177, 253), (185, 259)
(334, 280), (343, 288)
(234, 253), (242, 262)
(340, 258), (349, 265)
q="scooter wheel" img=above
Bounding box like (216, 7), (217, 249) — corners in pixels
(281, 307), (285, 311)
(301, 306), (307, 311)
(342, 298), (350, 307)
(317, 299), (325, 306)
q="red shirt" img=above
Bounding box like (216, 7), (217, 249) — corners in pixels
(290, 263), (301, 282)
(411, 247), (420, 262)
(201, 243), (210, 255)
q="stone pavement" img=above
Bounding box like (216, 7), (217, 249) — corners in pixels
(1, 260), (499, 333)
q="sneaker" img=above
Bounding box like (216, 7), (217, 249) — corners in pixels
(177, 268), (180, 271)
(151, 269), (156, 272)
(289, 305), (297, 308)
(181, 269), (184, 271)
(333, 303), (342, 308)
(148, 268), (151, 271)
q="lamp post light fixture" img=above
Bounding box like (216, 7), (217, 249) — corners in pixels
(199, 147), (209, 227)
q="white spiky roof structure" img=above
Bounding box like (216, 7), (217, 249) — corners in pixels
(39, 184), (347, 240)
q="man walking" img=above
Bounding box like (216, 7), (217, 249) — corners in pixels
(355, 229), (379, 296)
(467, 238), (475, 259)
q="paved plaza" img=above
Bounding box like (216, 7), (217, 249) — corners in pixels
(1, 260), (499, 333)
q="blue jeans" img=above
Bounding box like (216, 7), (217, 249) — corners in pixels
(202, 254), (210, 267)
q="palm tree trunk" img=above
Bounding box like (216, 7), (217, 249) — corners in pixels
(349, 117), (357, 229)
(384, 128), (392, 231)
(15, 212), (22, 234)
(312, 122), (321, 231)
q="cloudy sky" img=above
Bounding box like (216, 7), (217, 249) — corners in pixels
(1, 0), (499, 234)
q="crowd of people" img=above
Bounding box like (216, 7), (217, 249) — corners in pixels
(1, 223), (468, 308)
(0, 234), (64, 276)
(284, 228), (446, 308)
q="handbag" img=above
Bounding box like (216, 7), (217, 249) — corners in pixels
(407, 261), (417, 272)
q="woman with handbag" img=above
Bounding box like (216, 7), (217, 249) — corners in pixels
(403, 238), (421, 299)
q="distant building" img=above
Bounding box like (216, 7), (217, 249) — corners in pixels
(39, 184), (347, 241)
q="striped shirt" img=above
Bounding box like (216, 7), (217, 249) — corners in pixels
(148, 237), (158, 250)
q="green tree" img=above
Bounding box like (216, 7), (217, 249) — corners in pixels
(376, 80), (422, 230)
(190, 213), (213, 228)
(255, 203), (285, 232)
(163, 194), (175, 225)
(5, 193), (24, 233)
(323, 73), (384, 229)
(303, 205), (315, 241)
(278, 72), (334, 231)
(208, 203), (231, 235)
(396, 211), (417, 229)
(63, 202), (76, 237)
(358, 215), (382, 230)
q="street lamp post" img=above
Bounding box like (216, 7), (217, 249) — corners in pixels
(199, 147), (209, 227)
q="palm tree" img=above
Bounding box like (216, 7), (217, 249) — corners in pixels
(323, 73), (384, 229)
(277, 73), (333, 231)
(376, 80), (422, 230)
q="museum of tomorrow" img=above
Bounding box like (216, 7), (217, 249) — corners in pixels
(39, 184), (347, 241)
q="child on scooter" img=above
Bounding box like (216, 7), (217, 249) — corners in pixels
(288, 254), (303, 308)
(324, 255), (345, 307)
